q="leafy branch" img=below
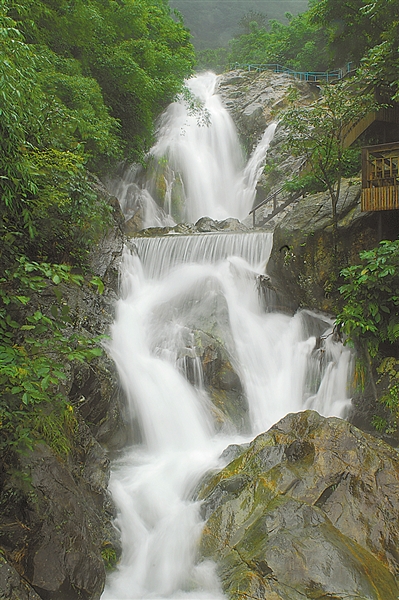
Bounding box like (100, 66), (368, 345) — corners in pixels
(0, 258), (104, 456)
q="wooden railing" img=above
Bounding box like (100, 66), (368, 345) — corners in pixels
(361, 142), (399, 211)
(362, 186), (399, 211)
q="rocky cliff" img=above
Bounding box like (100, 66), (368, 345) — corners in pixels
(0, 184), (128, 600)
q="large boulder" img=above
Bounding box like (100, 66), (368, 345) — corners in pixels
(198, 410), (399, 600)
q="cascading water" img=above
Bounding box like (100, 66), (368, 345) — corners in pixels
(102, 73), (353, 600)
(107, 72), (277, 227)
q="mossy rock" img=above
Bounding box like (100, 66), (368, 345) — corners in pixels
(198, 411), (399, 599)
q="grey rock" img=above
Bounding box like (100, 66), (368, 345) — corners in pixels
(0, 560), (41, 600)
(9, 442), (115, 600)
(266, 178), (380, 313)
(198, 411), (399, 600)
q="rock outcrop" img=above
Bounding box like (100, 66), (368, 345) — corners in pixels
(198, 410), (399, 600)
(266, 178), (380, 313)
(0, 560), (42, 600)
(216, 70), (317, 154)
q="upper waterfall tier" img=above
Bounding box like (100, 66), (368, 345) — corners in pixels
(109, 72), (277, 228)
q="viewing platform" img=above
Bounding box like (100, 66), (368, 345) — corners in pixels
(361, 142), (399, 211)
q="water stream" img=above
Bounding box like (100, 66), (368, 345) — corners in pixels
(102, 73), (352, 599)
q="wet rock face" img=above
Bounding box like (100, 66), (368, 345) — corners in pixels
(191, 329), (249, 432)
(0, 416), (123, 600)
(198, 410), (399, 600)
(266, 179), (380, 313)
(217, 70), (317, 154)
(58, 180), (132, 452)
(68, 356), (131, 452)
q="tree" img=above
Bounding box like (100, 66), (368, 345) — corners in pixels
(237, 10), (268, 36)
(195, 47), (229, 74)
(310, 0), (399, 100)
(228, 11), (330, 72)
(280, 79), (376, 248)
(309, 0), (383, 65)
(8, 0), (195, 161)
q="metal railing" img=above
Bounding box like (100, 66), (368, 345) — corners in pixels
(229, 62), (354, 83)
(249, 187), (303, 227)
(249, 159), (307, 226)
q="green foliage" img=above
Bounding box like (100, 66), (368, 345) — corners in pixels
(0, 7), (116, 264)
(336, 239), (399, 353)
(0, 258), (104, 456)
(178, 86), (211, 127)
(195, 47), (229, 74)
(8, 0), (195, 162)
(227, 11), (330, 72)
(0, 8), (43, 222)
(336, 239), (399, 435)
(26, 149), (113, 264)
(36, 51), (122, 164)
(374, 357), (399, 434)
(101, 542), (118, 571)
(284, 172), (327, 196)
(310, 0), (399, 101)
(237, 10), (268, 36)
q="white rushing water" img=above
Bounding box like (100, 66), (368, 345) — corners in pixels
(107, 72), (277, 227)
(102, 73), (353, 600)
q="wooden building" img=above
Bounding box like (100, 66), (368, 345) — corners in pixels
(361, 142), (399, 211)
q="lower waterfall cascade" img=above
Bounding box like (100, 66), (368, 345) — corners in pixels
(101, 73), (353, 599)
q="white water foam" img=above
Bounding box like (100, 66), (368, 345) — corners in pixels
(102, 234), (352, 600)
(102, 73), (352, 600)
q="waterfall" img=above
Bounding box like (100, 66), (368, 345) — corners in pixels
(102, 73), (353, 599)
(107, 72), (277, 227)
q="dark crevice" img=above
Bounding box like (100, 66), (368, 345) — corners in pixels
(313, 472), (348, 508)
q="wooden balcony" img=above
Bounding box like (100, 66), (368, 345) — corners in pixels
(361, 142), (399, 211)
